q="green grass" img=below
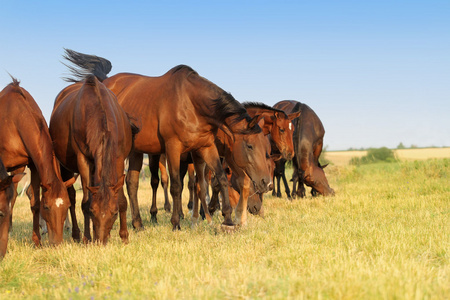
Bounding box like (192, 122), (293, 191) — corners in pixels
(1, 159), (449, 299)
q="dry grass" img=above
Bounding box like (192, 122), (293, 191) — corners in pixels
(1, 159), (449, 299)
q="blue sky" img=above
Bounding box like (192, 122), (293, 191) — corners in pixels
(1, 1), (449, 150)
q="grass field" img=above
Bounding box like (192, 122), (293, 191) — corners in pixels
(0, 155), (449, 299)
(326, 147), (450, 166)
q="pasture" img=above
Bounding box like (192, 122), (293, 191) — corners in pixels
(1, 155), (449, 299)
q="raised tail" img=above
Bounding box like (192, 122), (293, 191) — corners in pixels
(62, 48), (112, 82)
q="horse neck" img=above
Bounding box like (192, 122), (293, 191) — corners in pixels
(30, 134), (62, 185)
(94, 132), (119, 186)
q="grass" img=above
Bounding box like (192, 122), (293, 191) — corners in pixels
(1, 158), (449, 299)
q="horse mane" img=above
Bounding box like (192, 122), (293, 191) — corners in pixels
(243, 101), (288, 116)
(62, 48), (112, 82)
(171, 65), (196, 75)
(211, 91), (261, 135)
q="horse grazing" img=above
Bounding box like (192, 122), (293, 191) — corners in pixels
(49, 49), (136, 244)
(225, 134), (279, 216)
(0, 158), (24, 259)
(197, 115), (274, 226)
(0, 78), (73, 247)
(103, 65), (269, 230)
(273, 100), (334, 197)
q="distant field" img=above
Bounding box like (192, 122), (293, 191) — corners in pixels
(326, 147), (450, 166)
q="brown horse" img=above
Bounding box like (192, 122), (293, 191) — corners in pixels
(194, 116), (272, 226)
(0, 158), (24, 259)
(0, 78), (74, 247)
(49, 49), (136, 244)
(273, 100), (334, 197)
(208, 134), (281, 219)
(243, 102), (300, 160)
(205, 103), (293, 221)
(103, 65), (269, 230)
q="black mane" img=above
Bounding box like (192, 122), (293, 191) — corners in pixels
(62, 49), (112, 83)
(212, 92), (261, 135)
(243, 101), (288, 116)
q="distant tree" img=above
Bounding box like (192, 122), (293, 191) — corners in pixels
(397, 142), (406, 149)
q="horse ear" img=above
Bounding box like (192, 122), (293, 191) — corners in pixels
(270, 154), (283, 162)
(87, 186), (99, 195)
(320, 163), (329, 169)
(113, 175), (125, 193)
(248, 115), (262, 129)
(64, 174), (78, 188)
(288, 111), (301, 120)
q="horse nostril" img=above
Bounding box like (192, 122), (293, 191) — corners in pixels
(268, 182), (273, 191)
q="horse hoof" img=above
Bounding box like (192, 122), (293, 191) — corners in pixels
(220, 224), (238, 233)
(150, 215), (158, 224)
(132, 220), (144, 230)
(172, 224), (181, 231)
(164, 205), (171, 213)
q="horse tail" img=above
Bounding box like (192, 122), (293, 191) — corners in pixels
(62, 48), (112, 82)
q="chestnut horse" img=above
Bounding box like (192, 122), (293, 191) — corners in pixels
(49, 49), (136, 244)
(0, 158), (24, 259)
(104, 65), (270, 230)
(205, 102), (295, 221)
(243, 102), (300, 160)
(273, 100), (334, 197)
(193, 116), (272, 226)
(0, 78), (73, 247)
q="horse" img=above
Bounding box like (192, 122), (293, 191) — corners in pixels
(243, 102), (300, 160)
(193, 115), (273, 226)
(0, 158), (24, 259)
(273, 100), (334, 197)
(49, 49), (136, 244)
(223, 134), (280, 217)
(204, 102), (294, 220)
(0, 78), (74, 247)
(103, 64), (270, 230)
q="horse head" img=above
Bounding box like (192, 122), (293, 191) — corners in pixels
(87, 175), (124, 244)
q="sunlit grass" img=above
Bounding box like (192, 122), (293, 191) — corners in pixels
(1, 159), (449, 299)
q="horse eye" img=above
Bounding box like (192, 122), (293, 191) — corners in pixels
(279, 128), (285, 133)
(43, 204), (50, 211)
(247, 144), (253, 150)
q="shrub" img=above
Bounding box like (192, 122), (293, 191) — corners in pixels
(350, 147), (397, 165)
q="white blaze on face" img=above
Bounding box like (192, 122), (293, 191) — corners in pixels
(289, 123), (292, 131)
(55, 198), (64, 208)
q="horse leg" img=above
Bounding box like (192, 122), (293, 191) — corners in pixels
(159, 155), (171, 213)
(195, 146), (233, 227)
(126, 151), (144, 230)
(192, 158), (214, 226)
(149, 155), (160, 224)
(165, 145), (183, 231)
(187, 163), (195, 210)
(234, 174), (250, 226)
(28, 165), (41, 246)
(272, 173), (277, 197)
(208, 169), (222, 216)
(281, 170), (292, 200)
(118, 186), (129, 243)
(9, 166), (25, 230)
(76, 154), (92, 243)
(61, 167), (80, 242)
(178, 160), (190, 220)
(297, 169), (306, 198)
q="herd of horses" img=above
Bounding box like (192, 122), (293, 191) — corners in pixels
(0, 49), (334, 259)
